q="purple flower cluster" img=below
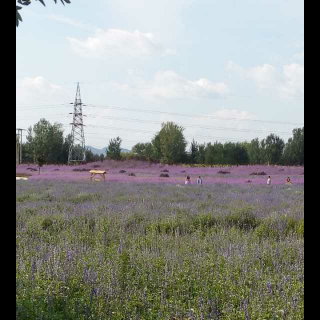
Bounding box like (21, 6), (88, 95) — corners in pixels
(16, 161), (304, 185)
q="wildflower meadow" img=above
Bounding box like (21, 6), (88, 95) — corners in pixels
(16, 162), (304, 319)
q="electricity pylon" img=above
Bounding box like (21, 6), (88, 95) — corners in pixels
(68, 82), (86, 165)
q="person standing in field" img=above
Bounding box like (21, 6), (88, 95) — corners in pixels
(185, 175), (191, 185)
(197, 176), (203, 185)
(267, 176), (271, 185)
(286, 177), (292, 184)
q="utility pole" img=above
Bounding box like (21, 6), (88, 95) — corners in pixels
(16, 128), (24, 164)
(68, 82), (86, 165)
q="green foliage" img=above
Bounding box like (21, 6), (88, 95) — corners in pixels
(41, 217), (53, 230)
(154, 121), (187, 164)
(19, 115), (303, 167)
(261, 133), (285, 165)
(16, 0), (71, 27)
(282, 127), (304, 165)
(16, 183), (304, 319)
(223, 207), (258, 230)
(24, 119), (67, 164)
(244, 138), (263, 164)
(131, 142), (153, 161)
(106, 137), (122, 160)
(255, 215), (304, 240)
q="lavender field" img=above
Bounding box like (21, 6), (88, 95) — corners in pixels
(16, 168), (304, 319)
(16, 160), (304, 185)
(16, 176), (304, 320)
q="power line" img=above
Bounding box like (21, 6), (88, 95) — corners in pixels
(16, 103), (304, 126)
(16, 111), (295, 135)
(62, 123), (249, 142)
(83, 113), (294, 135)
(85, 104), (304, 126)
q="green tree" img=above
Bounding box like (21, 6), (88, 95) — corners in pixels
(151, 134), (162, 162)
(85, 149), (96, 163)
(132, 142), (153, 161)
(229, 143), (249, 165)
(205, 142), (224, 165)
(26, 119), (65, 164)
(282, 127), (304, 165)
(107, 137), (122, 160)
(157, 122), (187, 164)
(245, 138), (263, 164)
(261, 134), (285, 165)
(189, 139), (199, 164)
(99, 154), (105, 162)
(196, 143), (206, 164)
(16, 0), (71, 27)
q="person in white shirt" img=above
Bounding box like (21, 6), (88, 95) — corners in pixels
(267, 176), (271, 185)
(197, 176), (203, 185)
(185, 175), (191, 185)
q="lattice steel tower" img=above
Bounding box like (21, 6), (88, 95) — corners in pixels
(68, 83), (86, 164)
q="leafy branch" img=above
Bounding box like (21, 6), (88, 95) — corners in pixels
(16, 0), (71, 27)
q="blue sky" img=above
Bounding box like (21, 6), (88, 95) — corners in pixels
(16, 0), (304, 149)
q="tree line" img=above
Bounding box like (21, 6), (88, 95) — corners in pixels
(20, 118), (304, 166)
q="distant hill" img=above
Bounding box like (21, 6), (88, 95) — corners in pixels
(86, 146), (130, 155)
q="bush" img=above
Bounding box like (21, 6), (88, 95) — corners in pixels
(223, 207), (258, 230)
(250, 171), (267, 176)
(159, 173), (169, 177)
(119, 170), (127, 173)
(255, 216), (304, 240)
(218, 170), (231, 174)
(161, 169), (169, 172)
(73, 168), (90, 172)
(128, 173), (136, 177)
(41, 218), (53, 231)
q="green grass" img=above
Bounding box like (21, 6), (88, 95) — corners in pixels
(16, 182), (304, 319)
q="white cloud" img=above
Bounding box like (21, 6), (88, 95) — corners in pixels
(16, 76), (72, 107)
(280, 63), (304, 99)
(67, 29), (175, 58)
(226, 61), (245, 74)
(227, 61), (304, 99)
(112, 70), (230, 100)
(105, 0), (194, 42)
(48, 14), (95, 31)
(247, 64), (277, 89)
(21, 76), (60, 91)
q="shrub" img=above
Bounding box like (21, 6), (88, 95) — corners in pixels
(295, 218), (304, 237)
(128, 173), (136, 177)
(255, 216), (304, 240)
(224, 207), (258, 230)
(27, 167), (37, 172)
(218, 170), (231, 174)
(161, 169), (169, 172)
(192, 214), (218, 231)
(250, 171), (267, 176)
(73, 168), (90, 172)
(159, 173), (169, 177)
(41, 218), (53, 231)
(119, 170), (126, 173)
